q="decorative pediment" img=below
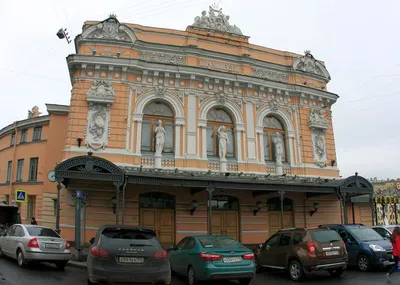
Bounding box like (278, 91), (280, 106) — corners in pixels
(86, 80), (115, 104)
(308, 108), (329, 129)
(80, 15), (136, 43)
(293, 50), (331, 81)
(188, 5), (245, 36)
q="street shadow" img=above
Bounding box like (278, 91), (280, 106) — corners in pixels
(0, 256), (71, 273)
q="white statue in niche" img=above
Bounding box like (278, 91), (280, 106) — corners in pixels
(154, 120), (166, 155)
(217, 126), (230, 160)
(273, 132), (284, 165)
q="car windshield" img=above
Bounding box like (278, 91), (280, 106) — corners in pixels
(101, 228), (159, 246)
(199, 237), (244, 248)
(311, 230), (341, 243)
(350, 228), (383, 242)
(26, 227), (60, 237)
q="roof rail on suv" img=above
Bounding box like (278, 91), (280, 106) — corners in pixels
(278, 227), (331, 232)
(318, 224), (365, 228)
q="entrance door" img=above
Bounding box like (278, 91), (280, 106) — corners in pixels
(139, 192), (175, 248)
(210, 195), (240, 241)
(212, 211), (239, 240)
(267, 197), (294, 236)
(140, 208), (174, 247)
(268, 212), (293, 235)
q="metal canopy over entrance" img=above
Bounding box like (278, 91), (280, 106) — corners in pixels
(54, 153), (127, 226)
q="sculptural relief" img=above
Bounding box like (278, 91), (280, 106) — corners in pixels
(308, 108), (329, 129)
(90, 15), (129, 41)
(190, 5), (244, 36)
(311, 128), (327, 167)
(217, 126), (230, 160)
(28, 106), (41, 119)
(86, 80), (115, 104)
(154, 120), (166, 156)
(293, 50), (331, 80)
(86, 104), (110, 150)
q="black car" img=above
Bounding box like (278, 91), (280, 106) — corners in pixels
(87, 225), (171, 285)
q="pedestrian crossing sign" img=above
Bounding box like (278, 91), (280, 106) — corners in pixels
(15, 190), (27, 203)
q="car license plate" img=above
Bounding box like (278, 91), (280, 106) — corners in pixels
(223, 257), (242, 263)
(45, 244), (59, 249)
(325, 251), (340, 256)
(118, 257), (144, 264)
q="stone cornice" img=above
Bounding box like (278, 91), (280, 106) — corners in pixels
(45, 103), (69, 115)
(67, 55), (339, 103)
(78, 40), (329, 83)
(0, 116), (50, 138)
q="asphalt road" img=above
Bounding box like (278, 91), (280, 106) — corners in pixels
(0, 256), (399, 285)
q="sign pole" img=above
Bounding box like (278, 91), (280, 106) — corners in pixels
(56, 183), (62, 233)
(75, 197), (82, 260)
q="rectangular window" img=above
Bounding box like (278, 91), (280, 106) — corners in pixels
(28, 158), (39, 181)
(6, 161), (12, 182)
(20, 130), (28, 143)
(27, 195), (36, 218)
(16, 159), (24, 181)
(32, 127), (42, 141)
(312, 230), (342, 243)
(10, 133), (15, 146)
(279, 233), (292, 246)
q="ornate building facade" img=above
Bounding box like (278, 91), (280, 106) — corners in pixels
(0, 7), (375, 246)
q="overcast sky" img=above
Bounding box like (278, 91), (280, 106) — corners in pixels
(1, 0), (399, 179)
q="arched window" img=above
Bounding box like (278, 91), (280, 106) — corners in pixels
(267, 197), (293, 212)
(139, 192), (175, 209)
(211, 195), (239, 210)
(206, 108), (235, 158)
(263, 116), (286, 162)
(141, 101), (174, 153)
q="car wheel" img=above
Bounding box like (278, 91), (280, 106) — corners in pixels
(329, 268), (344, 277)
(17, 250), (27, 268)
(187, 266), (197, 285)
(55, 261), (68, 270)
(0, 246), (3, 258)
(238, 278), (252, 285)
(358, 255), (370, 272)
(288, 260), (304, 282)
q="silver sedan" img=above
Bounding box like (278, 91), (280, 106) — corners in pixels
(0, 224), (71, 269)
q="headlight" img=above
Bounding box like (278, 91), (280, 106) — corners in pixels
(369, 244), (386, 252)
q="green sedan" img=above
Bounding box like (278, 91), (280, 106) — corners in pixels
(168, 235), (255, 285)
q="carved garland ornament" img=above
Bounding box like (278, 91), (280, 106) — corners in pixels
(139, 51), (186, 65)
(252, 68), (289, 83)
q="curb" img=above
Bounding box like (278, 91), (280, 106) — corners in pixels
(67, 261), (87, 270)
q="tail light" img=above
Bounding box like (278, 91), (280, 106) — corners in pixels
(27, 238), (39, 248)
(199, 253), (222, 261)
(90, 246), (109, 259)
(154, 250), (168, 260)
(242, 253), (255, 260)
(307, 242), (315, 255)
(65, 241), (71, 249)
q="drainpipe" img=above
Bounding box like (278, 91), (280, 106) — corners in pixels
(9, 122), (18, 202)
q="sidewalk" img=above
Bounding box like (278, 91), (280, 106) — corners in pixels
(67, 247), (88, 269)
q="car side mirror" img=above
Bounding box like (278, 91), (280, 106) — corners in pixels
(258, 243), (264, 249)
(89, 237), (95, 244)
(167, 245), (175, 251)
(346, 239), (353, 245)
